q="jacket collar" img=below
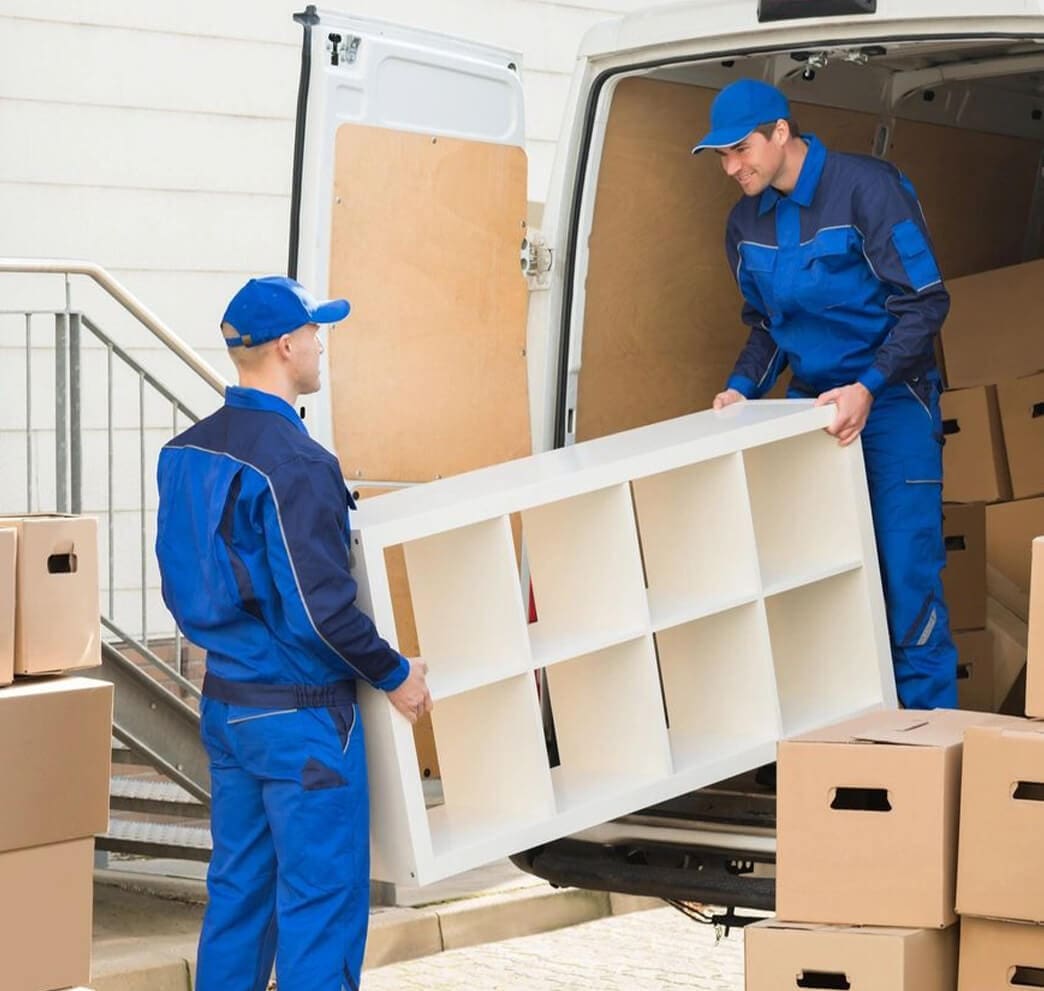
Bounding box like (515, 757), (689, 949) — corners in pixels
(758, 134), (826, 216)
(225, 385), (308, 434)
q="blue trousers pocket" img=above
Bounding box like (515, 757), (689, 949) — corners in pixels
(301, 757), (347, 791)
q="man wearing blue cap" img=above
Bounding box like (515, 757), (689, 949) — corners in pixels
(696, 79), (957, 710)
(155, 276), (432, 991)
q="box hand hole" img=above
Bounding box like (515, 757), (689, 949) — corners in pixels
(796, 970), (851, 990)
(1011, 965), (1044, 988)
(1012, 781), (1044, 803)
(47, 552), (78, 574)
(829, 786), (891, 812)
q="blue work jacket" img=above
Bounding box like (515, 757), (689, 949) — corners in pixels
(155, 386), (409, 690)
(724, 135), (949, 398)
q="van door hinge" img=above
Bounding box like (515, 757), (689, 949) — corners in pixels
(327, 33), (361, 67)
(520, 230), (553, 289)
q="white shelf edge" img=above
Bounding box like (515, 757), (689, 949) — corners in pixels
(649, 590), (761, 633)
(408, 739), (781, 887)
(426, 662), (536, 704)
(354, 404), (835, 548)
(529, 625), (651, 669)
(761, 558), (864, 599)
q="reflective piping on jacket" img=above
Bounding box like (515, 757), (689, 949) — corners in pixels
(757, 347), (781, 389)
(917, 608), (938, 647)
(168, 443), (371, 683)
(798, 223), (854, 247)
(853, 225), (884, 283)
(227, 707), (298, 725)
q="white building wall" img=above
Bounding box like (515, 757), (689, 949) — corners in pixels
(0, 0), (649, 639)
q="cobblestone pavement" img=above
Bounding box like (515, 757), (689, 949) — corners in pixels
(363, 906), (747, 990)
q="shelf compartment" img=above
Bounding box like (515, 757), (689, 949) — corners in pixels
(632, 453), (761, 631)
(743, 431), (863, 591)
(766, 569), (890, 737)
(426, 674), (555, 860)
(523, 484), (649, 665)
(655, 602), (782, 770)
(545, 637), (672, 813)
(401, 515), (531, 699)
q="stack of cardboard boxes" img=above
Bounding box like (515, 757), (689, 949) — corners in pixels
(939, 259), (1044, 711)
(0, 515), (113, 991)
(745, 537), (1044, 988)
(953, 536), (1044, 986)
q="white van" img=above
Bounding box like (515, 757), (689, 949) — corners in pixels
(291, 1), (1042, 920)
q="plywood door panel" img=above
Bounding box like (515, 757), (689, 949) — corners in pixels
(329, 124), (531, 483)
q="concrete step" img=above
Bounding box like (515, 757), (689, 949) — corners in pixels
(109, 776), (206, 818)
(98, 818), (212, 862)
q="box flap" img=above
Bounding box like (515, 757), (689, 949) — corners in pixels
(787, 709), (957, 748)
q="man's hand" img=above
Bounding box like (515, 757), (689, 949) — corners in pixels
(713, 388), (746, 410)
(815, 383), (874, 446)
(387, 659), (433, 725)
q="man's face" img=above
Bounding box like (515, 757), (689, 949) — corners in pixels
(287, 323), (324, 395)
(716, 126), (785, 197)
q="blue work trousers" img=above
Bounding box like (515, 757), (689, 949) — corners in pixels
(196, 695), (369, 991)
(855, 377), (959, 708)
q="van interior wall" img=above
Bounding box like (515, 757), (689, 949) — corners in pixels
(576, 76), (1043, 442)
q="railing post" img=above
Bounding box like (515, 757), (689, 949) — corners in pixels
(70, 312), (83, 515)
(24, 314), (32, 512)
(54, 312), (69, 513)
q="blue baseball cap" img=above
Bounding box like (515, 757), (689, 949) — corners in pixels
(691, 79), (790, 154)
(221, 275), (351, 348)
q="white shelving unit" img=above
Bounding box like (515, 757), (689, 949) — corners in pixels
(352, 401), (895, 885)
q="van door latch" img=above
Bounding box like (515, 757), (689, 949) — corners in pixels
(327, 33), (361, 67)
(520, 231), (553, 289)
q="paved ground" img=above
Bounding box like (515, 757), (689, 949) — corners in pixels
(363, 905), (747, 991)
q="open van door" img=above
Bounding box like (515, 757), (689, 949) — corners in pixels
(290, 7), (532, 482)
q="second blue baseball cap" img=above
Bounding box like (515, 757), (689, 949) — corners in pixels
(221, 276), (351, 348)
(691, 79), (790, 154)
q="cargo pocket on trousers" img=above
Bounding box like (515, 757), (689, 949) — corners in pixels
(892, 465), (944, 649)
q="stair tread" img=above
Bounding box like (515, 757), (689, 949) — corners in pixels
(109, 775), (203, 806)
(103, 818), (213, 851)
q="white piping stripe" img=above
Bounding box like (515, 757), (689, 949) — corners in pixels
(228, 707), (298, 724)
(167, 443), (371, 683)
(799, 224), (855, 247)
(757, 347), (780, 388)
(904, 383), (932, 420)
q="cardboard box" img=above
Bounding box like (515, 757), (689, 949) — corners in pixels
(0, 677), (112, 853)
(941, 386), (1012, 503)
(1029, 537), (1044, 718)
(944, 503), (986, 630)
(958, 915), (1044, 990)
(986, 497), (1044, 597)
(0, 514), (101, 674)
(0, 838), (93, 991)
(745, 919), (958, 991)
(957, 719), (1044, 923)
(942, 260), (1044, 388)
(998, 372), (1044, 500)
(0, 527), (14, 686)
(777, 708), (1025, 929)
(956, 629), (994, 712)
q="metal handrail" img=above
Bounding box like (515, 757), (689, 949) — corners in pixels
(102, 617), (202, 701)
(0, 258), (228, 397)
